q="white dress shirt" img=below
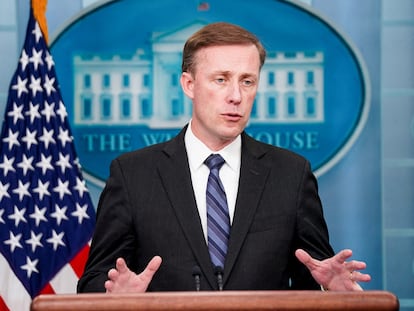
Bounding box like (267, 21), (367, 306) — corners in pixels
(184, 121), (241, 242)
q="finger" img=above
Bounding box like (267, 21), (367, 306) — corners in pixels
(139, 256), (162, 283)
(107, 268), (119, 281)
(295, 249), (311, 263)
(295, 249), (317, 268)
(359, 273), (371, 282)
(346, 260), (367, 272)
(350, 270), (371, 283)
(105, 279), (114, 292)
(115, 257), (129, 274)
(347, 272), (364, 291)
(334, 249), (353, 264)
(350, 282), (363, 291)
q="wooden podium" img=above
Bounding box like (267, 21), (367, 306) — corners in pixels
(31, 290), (399, 311)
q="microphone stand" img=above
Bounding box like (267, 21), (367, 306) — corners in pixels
(214, 266), (224, 291)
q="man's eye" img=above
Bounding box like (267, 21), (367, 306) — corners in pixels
(242, 80), (254, 86)
(216, 78), (225, 83)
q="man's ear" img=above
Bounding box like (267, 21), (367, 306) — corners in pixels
(180, 72), (194, 99)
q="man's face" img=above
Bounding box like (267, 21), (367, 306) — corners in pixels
(181, 44), (261, 151)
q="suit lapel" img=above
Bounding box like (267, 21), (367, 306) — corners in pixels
(223, 133), (270, 283)
(157, 127), (217, 288)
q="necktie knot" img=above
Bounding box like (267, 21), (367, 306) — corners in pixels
(205, 154), (225, 171)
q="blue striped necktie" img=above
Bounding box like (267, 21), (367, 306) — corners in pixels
(205, 154), (230, 269)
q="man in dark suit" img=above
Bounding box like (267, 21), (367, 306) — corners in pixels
(78, 22), (371, 293)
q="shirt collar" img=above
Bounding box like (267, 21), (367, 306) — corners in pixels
(185, 120), (241, 172)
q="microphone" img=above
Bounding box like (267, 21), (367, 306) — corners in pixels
(192, 265), (201, 291)
(214, 266), (224, 291)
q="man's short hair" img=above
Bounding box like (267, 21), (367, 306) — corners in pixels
(181, 22), (266, 74)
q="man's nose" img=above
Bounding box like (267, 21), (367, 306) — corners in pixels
(227, 82), (242, 104)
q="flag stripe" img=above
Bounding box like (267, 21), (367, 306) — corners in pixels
(0, 296), (9, 311)
(70, 244), (90, 278)
(40, 283), (55, 295)
(50, 262), (79, 294)
(0, 254), (32, 311)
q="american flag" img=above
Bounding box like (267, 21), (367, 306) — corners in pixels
(0, 8), (95, 311)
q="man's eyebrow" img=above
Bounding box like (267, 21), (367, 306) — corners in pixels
(209, 71), (257, 78)
(210, 70), (231, 76)
(240, 72), (258, 80)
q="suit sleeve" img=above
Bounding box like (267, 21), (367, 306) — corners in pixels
(290, 160), (335, 289)
(77, 158), (137, 292)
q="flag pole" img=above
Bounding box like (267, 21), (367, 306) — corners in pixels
(31, 0), (49, 44)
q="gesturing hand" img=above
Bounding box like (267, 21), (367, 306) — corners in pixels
(105, 256), (162, 293)
(295, 249), (371, 291)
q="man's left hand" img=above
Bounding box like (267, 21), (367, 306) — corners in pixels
(295, 248), (371, 291)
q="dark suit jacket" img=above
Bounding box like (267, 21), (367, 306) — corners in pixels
(77, 126), (334, 292)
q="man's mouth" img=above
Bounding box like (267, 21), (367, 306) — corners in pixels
(222, 113), (243, 121)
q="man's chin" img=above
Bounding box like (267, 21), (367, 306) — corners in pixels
(219, 127), (243, 141)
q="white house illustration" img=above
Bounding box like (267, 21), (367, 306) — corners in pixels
(73, 21), (324, 128)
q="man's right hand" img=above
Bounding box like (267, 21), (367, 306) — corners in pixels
(105, 256), (162, 293)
